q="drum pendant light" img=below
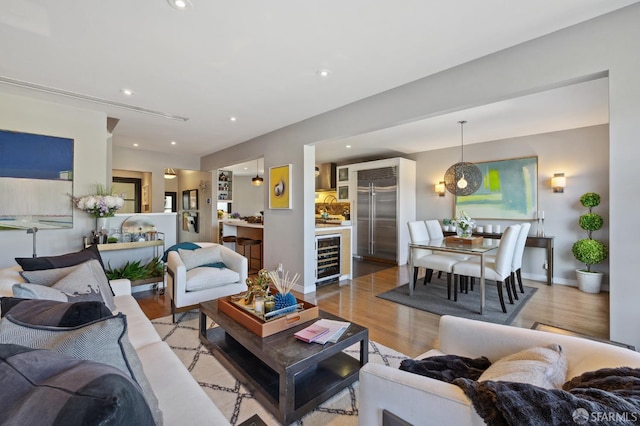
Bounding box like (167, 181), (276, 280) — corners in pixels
(251, 159), (263, 186)
(444, 121), (482, 196)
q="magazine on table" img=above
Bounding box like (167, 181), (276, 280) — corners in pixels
(296, 318), (351, 345)
(294, 323), (330, 343)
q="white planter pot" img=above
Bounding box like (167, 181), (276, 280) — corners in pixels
(576, 269), (603, 293)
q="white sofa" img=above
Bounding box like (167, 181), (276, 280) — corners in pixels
(166, 242), (248, 321)
(0, 265), (230, 426)
(359, 315), (640, 426)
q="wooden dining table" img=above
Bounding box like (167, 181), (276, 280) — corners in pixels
(408, 237), (500, 314)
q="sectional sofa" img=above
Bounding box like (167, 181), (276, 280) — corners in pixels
(359, 315), (640, 426)
(0, 264), (230, 425)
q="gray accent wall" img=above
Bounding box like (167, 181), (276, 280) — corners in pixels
(201, 4), (640, 349)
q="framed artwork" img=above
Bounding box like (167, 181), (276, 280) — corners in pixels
(183, 211), (198, 233)
(0, 129), (74, 230)
(182, 190), (190, 210)
(455, 156), (538, 219)
(189, 189), (198, 210)
(269, 164), (292, 209)
(142, 185), (149, 205)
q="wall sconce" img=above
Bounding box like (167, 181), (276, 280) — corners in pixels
(551, 173), (566, 193)
(435, 181), (446, 197)
(199, 180), (208, 191)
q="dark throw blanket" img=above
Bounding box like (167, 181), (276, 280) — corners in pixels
(454, 367), (640, 426)
(400, 354), (491, 383)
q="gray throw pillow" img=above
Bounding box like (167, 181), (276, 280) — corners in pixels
(0, 313), (162, 425)
(0, 343), (154, 425)
(18, 259), (116, 311)
(178, 245), (223, 270)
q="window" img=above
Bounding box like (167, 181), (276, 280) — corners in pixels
(112, 177), (141, 213)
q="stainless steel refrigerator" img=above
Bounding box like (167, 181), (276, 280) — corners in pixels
(356, 166), (398, 263)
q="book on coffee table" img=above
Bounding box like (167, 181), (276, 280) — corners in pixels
(312, 319), (351, 345)
(294, 322), (330, 343)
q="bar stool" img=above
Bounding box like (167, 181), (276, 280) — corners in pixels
(236, 237), (263, 273)
(221, 235), (236, 245)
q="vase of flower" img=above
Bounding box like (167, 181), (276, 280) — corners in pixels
(96, 217), (108, 233)
(456, 226), (473, 238)
(452, 210), (475, 239)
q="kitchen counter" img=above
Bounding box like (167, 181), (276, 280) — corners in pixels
(315, 223), (352, 230)
(220, 220), (263, 229)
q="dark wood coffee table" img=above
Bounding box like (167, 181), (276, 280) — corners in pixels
(199, 300), (368, 425)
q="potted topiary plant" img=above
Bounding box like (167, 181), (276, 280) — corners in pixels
(571, 192), (608, 293)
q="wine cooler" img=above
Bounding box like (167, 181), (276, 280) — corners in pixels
(315, 234), (341, 284)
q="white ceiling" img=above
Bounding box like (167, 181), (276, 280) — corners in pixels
(0, 0), (632, 173)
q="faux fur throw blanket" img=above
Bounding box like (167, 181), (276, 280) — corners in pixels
(400, 354), (492, 383)
(454, 367), (640, 426)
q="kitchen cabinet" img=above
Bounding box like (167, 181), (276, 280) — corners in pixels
(336, 166), (350, 201)
(217, 170), (233, 201)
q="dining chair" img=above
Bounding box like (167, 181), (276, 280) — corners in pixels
(452, 224), (521, 313)
(510, 222), (532, 296)
(468, 222), (532, 300)
(407, 221), (463, 300)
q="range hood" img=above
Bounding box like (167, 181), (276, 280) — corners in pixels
(315, 163), (337, 190)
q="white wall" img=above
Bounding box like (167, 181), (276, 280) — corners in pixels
(411, 124), (609, 286)
(0, 93), (108, 267)
(201, 4), (640, 348)
(112, 146), (200, 213)
(232, 175), (265, 217)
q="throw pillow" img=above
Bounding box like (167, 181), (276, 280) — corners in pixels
(0, 343), (154, 425)
(0, 313), (162, 425)
(162, 241), (201, 262)
(15, 244), (105, 271)
(0, 298), (112, 326)
(478, 344), (568, 389)
(178, 245), (223, 270)
(18, 259), (116, 310)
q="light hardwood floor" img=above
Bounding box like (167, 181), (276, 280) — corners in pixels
(135, 263), (609, 358)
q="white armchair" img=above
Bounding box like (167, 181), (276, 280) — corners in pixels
(166, 242), (247, 321)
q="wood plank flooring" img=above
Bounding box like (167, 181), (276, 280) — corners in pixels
(134, 262), (609, 358)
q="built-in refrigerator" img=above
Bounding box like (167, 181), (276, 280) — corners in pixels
(356, 166), (398, 263)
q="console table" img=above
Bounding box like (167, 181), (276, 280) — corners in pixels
(444, 231), (554, 285)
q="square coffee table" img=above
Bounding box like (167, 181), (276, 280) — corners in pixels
(199, 300), (369, 425)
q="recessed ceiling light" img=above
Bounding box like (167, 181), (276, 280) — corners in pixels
(170, 141), (177, 145)
(317, 69), (331, 78)
(120, 88), (134, 96)
(229, 116), (237, 122)
(133, 143), (139, 147)
(168, 0), (192, 10)
(345, 145), (351, 149)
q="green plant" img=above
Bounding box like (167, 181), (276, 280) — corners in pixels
(106, 257), (164, 281)
(443, 218), (452, 226)
(572, 192), (608, 272)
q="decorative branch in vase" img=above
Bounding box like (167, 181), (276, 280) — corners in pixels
(267, 268), (300, 313)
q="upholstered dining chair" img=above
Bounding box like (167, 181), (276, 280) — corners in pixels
(469, 222), (532, 300)
(407, 221), (463, 300)
(452, 224), (521, 313)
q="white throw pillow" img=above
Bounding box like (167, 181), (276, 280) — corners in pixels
(478, 344), (568, 389)
(178, 246), (223, 270)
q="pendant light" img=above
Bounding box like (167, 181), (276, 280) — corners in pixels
(444, 121), (482, 196)
(251, 159), (263, 186)
(164, 168), (177, 179)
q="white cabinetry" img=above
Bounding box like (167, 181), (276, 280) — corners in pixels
(336, 166), (350, 201)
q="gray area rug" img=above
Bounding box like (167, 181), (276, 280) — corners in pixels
(377, 276), (537, 325)
(152, 311), (408, 426)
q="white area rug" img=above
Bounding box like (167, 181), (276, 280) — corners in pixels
(152, 311), (408, 426)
